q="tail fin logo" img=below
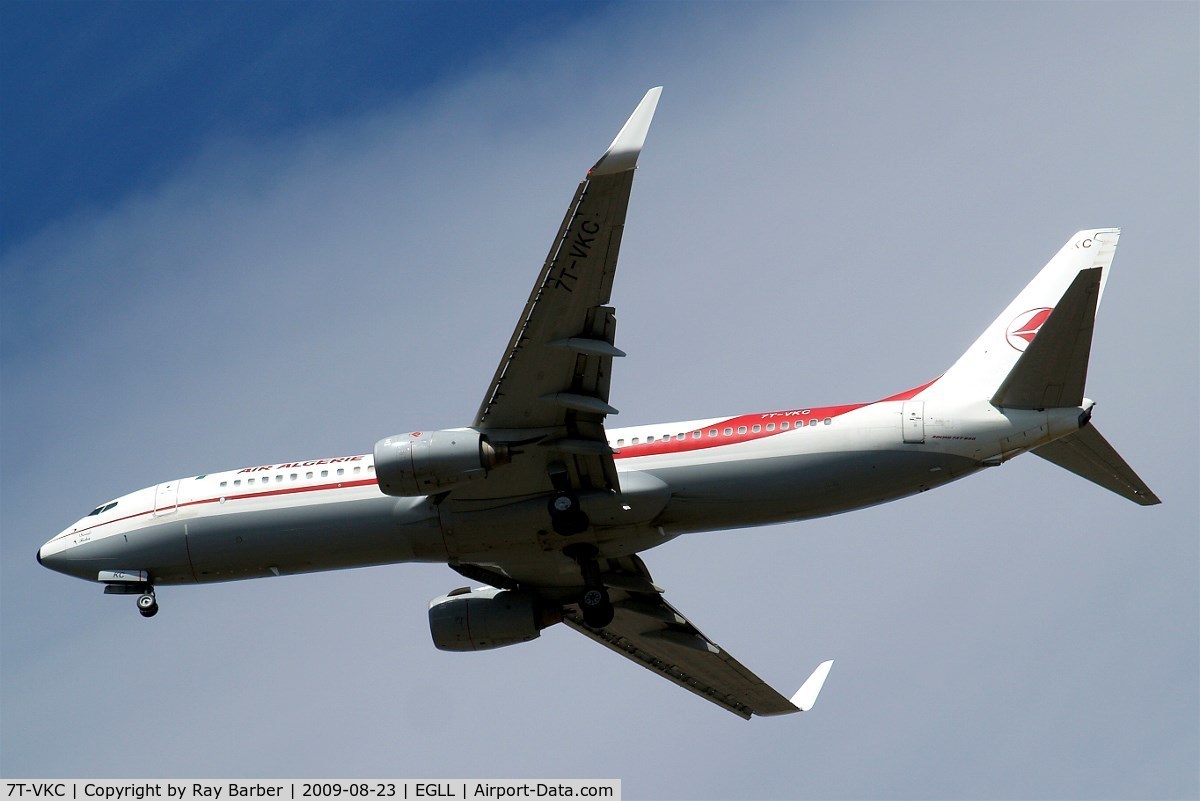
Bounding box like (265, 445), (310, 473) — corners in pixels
(1005, 307), (1053, 351)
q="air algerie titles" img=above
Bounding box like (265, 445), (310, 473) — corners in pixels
(236, 455), (366, 474)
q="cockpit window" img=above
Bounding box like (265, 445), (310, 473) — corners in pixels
(87, 501), (118, 516)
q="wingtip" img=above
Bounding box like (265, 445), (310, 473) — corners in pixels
(790, 659), (834, 712)
(589, 87), (663, 176)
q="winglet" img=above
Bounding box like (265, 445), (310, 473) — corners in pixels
(589, 87), (663, 176)
(790, 660), (834, 712)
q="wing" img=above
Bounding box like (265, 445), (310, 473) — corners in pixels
(443, 92), (832, 716)
(467, 88), (662, 498)
(562, 556), (835, 720)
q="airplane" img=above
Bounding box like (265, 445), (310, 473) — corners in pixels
(36, 87), (1160, 719)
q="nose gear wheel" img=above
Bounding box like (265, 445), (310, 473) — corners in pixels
(136, 590), (158, 618)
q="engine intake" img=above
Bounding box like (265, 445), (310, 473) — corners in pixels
(428, 586), (560, 652)
(373, 429), (507, 496)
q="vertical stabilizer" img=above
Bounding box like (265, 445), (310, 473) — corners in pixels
(925, 230), (1119, 404)
(990, 266), (1101, 409)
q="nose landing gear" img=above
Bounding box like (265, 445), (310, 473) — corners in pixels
(99, 571), (159, 617)
(136, 591), (159, 618)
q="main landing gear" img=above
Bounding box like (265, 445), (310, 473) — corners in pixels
(548, 491), (589, 537)
(564, 543), (614, 628)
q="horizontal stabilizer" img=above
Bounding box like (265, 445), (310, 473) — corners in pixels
(1033, 424), (1161, 505)
(992, 266), (1102, 409)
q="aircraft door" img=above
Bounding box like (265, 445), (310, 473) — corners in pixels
(153, 480), (179, 517)
(902, 401), (925, 444)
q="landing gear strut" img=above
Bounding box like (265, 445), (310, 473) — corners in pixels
(136, 590), (158, 618)
(564, 544), (614, 628)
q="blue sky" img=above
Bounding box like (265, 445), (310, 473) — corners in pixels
(2, 1), (590, 246)
(2, 2), (1197, 798)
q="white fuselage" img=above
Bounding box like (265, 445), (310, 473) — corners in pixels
(36, 389), (1086, 588)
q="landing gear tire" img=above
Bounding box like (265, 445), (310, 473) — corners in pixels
(137, 593), (158, 618)
(580, 587), (614, 628)
(549, 492), (589, 537)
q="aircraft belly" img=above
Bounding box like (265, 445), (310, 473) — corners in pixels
(438, 470), (671, 564)
(647, 448), (980, 534)
(177, 495), (443, 584)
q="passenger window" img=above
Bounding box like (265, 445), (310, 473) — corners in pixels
(220, 481), (227, 488)
(781, 422), (790, 430)
(824, 417), (832, 425)
(723, 428), (732, 436)
(321, 470), (329, 478)
(809, 419), (818, 427)
(306, 472), (314, 479)
(632, 437), (640, 445)
(737, 426), (747, 434)
(337, 468), (344, 476)
(248, 478), (256, 485)
(290, 473), (298, 481)
(276, 475), (283, 482)
(234, 480), (241, 487)
(767, 423), (776, 431)
(692, 431), (701, 439)
(647, 435), (655, 443)
(708, 429), (717, 437)
(617, 438), (625, 447)
(752, 425), (761, 433)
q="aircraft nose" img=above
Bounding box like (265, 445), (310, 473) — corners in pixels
(37, 541), (71, 575)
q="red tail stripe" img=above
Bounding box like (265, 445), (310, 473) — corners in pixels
(613, 378), (938, 460)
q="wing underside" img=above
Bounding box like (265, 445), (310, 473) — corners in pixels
(565, 600), (804, 719)
(464, 90), (664, 498)
(560, 556), (832, 719)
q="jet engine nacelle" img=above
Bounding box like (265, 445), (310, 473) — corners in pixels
(373, 429), (507, 497)
(428, 586), (559, 652)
